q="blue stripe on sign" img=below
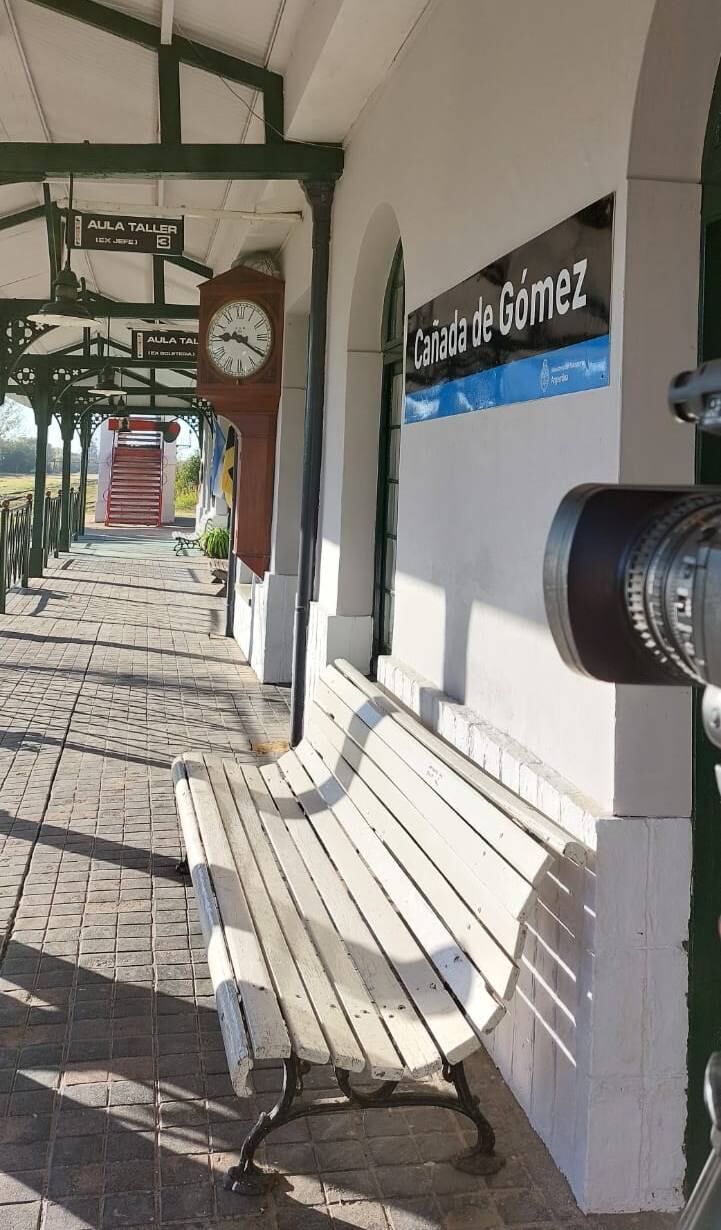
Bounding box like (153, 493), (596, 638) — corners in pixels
(404, 333), (610, 424)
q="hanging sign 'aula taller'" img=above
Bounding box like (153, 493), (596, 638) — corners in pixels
(70, 211), (185, 255)
(405, 194), (614, 423)
(131, 330), (198, 361)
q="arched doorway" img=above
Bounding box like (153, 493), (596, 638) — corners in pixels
(372, 243), (404, 663)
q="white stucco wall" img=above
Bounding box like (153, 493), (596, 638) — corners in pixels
(295, 0), (661, 813)
(273, 0), (721, 1213)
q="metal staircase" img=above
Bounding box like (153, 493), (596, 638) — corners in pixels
(106, 429), (163, 526)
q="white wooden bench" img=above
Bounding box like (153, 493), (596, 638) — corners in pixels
(171, 659), (586, 1194)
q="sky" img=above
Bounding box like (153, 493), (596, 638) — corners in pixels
(6, 397), (196, 455)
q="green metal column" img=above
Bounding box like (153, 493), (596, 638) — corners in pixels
(59, 405), (75, 552)
(29, 380), (50, 577)
(78, 419), (91, 537)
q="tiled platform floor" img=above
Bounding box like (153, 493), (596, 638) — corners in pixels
(0, 528), (677, 1229)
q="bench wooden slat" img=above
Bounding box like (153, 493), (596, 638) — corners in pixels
(264, 757), (442, 1079)
(314, 675), (536, 924)
(324, 664), (553, 890)
(224, 760), (366, 1074)
(183, 755), (291, 1062)
(305, 704), (520, 998)
(336, 660), (587, 866)
(291, 738), (504, 1038)
(203, 755), (330, 1069)
(171, 758), (251, 1095)
(254, 761), (405, 1080)
(305, 700), (524, 961)
(280, 748), (488, 1064)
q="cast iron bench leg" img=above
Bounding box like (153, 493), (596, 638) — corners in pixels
(225, 1055), (504, 1194)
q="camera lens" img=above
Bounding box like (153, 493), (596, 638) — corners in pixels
(544, 484), (721, 686)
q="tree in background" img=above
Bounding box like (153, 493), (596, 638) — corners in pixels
(0, 398), (23, 442)
(176, 453), (200, 490)
(0, 436), (36, 473)
(175, 451), (200, 513)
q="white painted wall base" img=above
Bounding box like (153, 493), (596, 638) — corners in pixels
(305, 602), (373, 708)
(94, 420), (113, 523)
(377, 655), (691, 1214)
(233, 571), (297, 684)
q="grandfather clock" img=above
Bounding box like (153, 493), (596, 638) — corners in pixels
(197, 264), (284, 577)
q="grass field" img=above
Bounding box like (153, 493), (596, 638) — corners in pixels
(0, 473), (198, 519)
(0, 474), (99, 510)
(175, 484), (199, 513)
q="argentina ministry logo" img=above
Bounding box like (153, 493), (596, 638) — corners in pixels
(540, 357), (550, 393)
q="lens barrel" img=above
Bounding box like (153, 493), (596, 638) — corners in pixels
(543, 484), (721, 686)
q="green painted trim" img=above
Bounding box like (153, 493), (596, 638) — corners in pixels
(158, 44), (182, 145)
(688, 205), (721, 1191)
(372, 242), (405, 664)
(0, 141), (343, 182)
(687, 61), (721, 1190)
(0, 204), (45, 232)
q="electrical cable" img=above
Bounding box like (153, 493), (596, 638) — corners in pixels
(174, 19), (338, 151)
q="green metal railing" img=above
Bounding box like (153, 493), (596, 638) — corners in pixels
(0, 483), (86, 612)
(0, 494), (32, 613)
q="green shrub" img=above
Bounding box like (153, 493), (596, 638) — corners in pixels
(200, 526), (230, 559)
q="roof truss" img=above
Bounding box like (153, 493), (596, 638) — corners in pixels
(25, 0), (285, 142)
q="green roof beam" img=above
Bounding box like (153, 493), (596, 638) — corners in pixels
(153, 256), (166, 305)
(158, 43), (181, 145)
(0, 203), (46, 232)
(0, 142), (343, 183)
(163, 253), (212, 280)
(43, 185), (59, 284)
(0, 299), (199, 319)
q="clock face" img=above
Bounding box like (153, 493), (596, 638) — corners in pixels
(206, 300), (273, 379)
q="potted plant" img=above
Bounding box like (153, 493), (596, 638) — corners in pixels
(200, 526), (230, 586)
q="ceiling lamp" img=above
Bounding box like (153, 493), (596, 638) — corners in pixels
(93, 365), (122, 397)
(27, 174), (100, 331)
(27, 265), (100, 330)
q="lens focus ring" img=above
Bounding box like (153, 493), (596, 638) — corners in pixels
(624, 493), (721, 683)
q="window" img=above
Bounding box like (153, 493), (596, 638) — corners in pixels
(373, 243), (405, 661)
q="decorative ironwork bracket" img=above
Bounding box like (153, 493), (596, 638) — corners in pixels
(0, 318), (54, 401)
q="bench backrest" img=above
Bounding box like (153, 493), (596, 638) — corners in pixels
(288, 659), (584, 1029)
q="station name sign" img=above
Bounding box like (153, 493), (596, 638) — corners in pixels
(131, 330), (198, 361)
(405, 194), (614, 423)
(70, 211), (185, 255)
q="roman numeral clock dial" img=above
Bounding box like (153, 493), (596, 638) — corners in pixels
(206, 300), (273, 378)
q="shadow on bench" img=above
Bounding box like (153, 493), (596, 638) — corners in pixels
(171, 659), (586, 1195)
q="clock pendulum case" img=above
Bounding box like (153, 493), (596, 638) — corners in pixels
(197, 265), (285, 578)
